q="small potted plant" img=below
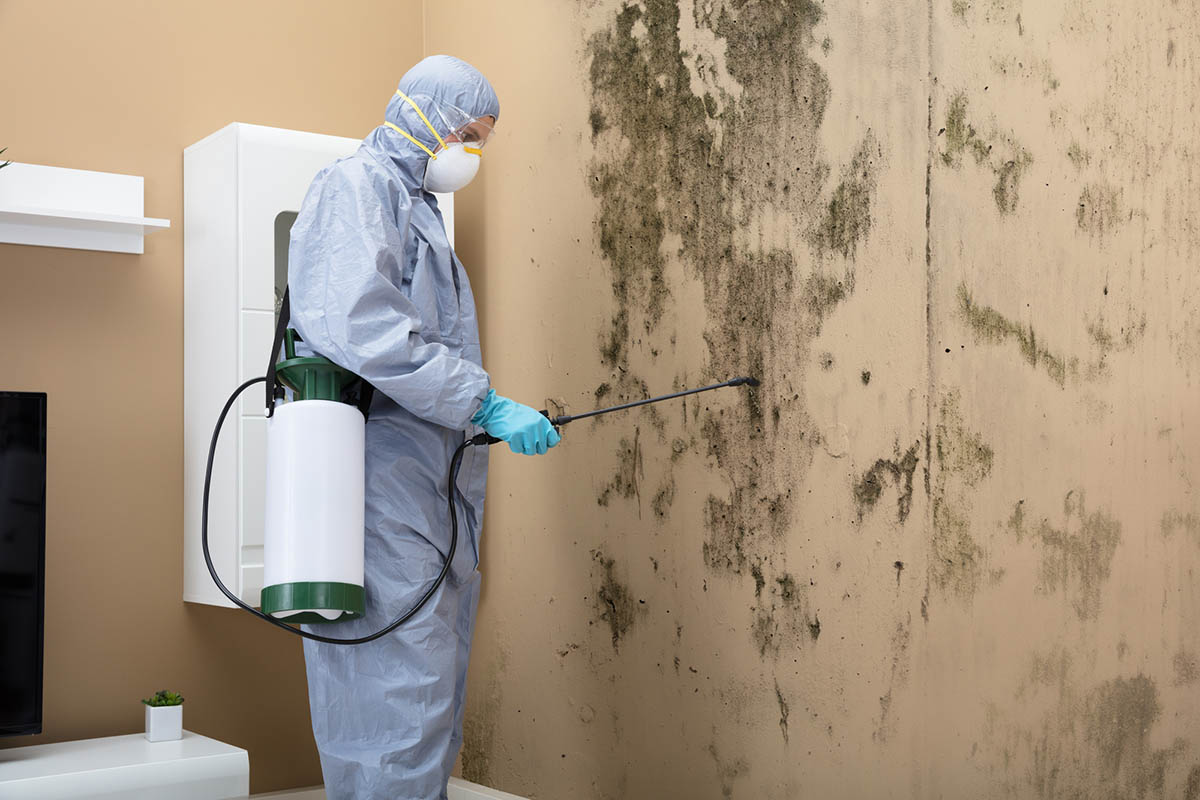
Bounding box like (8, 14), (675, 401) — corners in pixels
(142, 690), (184, 742)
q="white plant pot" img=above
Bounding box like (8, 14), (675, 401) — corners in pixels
(144, 703), (183, 742)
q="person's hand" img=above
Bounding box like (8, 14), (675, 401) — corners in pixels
(471, 390), (562, 455)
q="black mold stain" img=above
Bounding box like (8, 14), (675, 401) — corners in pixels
(460, 655), (504, 786)
(874, 615), (913, 743)
(750, 562), (765, 598)
(597, 429), (643, 512)
(940, 91), (1032, 214)
(1067, 141), (1091, 170)
(651, 474), (676, 519)
(591, 550), (640, 651)
(775, 680), (790, 744)
(588, 106), (607, 138)
(930, 392), (993, 600)
(1087, 311), (1147, 359)
(852, 441), (921, 523)
(1187, 766), (1200, 800)
(1161, 510), (1200, 543)
(707, 742), (748, 800)
(861, 369), (871, 385)
(1077, 182), (1121, 238)
(587, 0), (874, 648)
(751, 568), (819, 656)
(1175, 650), (1199, 686)
(1008, 490), (1121, 621)
(958, 283), (1076, 387)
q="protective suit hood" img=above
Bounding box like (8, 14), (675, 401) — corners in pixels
(364, 54), (500, 184)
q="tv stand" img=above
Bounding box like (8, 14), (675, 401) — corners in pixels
(0, 730), (248, 798)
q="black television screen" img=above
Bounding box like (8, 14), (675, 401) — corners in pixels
(0, 392), (46, 737)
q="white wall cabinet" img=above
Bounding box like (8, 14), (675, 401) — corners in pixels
(183, 122), (453, 608)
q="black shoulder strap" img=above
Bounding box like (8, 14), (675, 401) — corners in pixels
(265, 287), (291, 418)
(267, 285), (376, 423)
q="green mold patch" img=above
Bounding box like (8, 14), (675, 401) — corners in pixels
(590, 550), (642, 652)
(803, 269), (857, 328)
(929, 392), (993, 601)
(810, 134), (881, 259)
(940, 91), (1033, 214)
(1084, 676), (1182, 797)
(1077, 182), (1122, 237)
(958, 284), (1077, 387)
(987, 665), (1194, 798)
(992, 151), (1033, 214)
(1008, 490), (1121, 621)
(852, 440), (921, 524)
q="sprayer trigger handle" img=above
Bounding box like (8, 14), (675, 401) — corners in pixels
(469, 433), (503, 446)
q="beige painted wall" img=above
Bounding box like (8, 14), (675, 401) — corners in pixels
(432, 1), (1200, 798)
(0, 1), (422, 792)
(2, 1), (1194, 797)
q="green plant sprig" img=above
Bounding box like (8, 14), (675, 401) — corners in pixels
(0, 148), (10, 170)
(142, 690), (184, 707)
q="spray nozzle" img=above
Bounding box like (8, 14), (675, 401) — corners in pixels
(728, 376), (760, 387)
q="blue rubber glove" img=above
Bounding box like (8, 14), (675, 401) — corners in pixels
(471, 389), (562, 455)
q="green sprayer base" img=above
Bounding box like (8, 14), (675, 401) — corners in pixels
(260, 581), (365, 624)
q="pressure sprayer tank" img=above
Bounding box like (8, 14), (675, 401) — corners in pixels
(261, 332), (365, 623)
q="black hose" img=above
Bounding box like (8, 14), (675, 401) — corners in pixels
(201, 376), (472, 645)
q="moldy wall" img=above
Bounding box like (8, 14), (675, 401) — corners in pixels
(433, 1), (1200, 798)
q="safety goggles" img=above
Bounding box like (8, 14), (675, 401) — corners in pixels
(389, 90), (495, 159)
(445, 116), (495, 150)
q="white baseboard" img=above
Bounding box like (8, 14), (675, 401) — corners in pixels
(252, 778), (528, 799)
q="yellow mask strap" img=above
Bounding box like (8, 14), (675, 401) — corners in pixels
(464, 146), (483, 156)
(393, 89), (449, 152)
(384, 121), (437, 160)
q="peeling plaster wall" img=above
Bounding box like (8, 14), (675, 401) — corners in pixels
(429, 1), (1200, 797)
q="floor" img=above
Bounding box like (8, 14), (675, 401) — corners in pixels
(252, 777), (528, 799)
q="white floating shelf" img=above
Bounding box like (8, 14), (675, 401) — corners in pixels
(0, 162), (170, 254)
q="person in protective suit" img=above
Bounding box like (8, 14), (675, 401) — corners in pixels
(287, 55), (559, 799)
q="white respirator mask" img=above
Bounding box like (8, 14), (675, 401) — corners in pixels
(422, 142), (482, 193)
(386, 89), (491, 194)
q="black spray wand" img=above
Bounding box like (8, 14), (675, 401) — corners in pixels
(473, 376), (760, 446)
